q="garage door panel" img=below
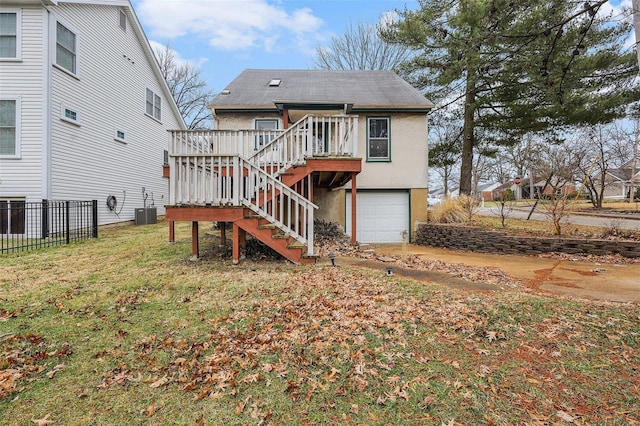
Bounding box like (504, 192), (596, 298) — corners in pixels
(346, 191), (409, 243)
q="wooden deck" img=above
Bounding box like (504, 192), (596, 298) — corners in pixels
(165, 115), (361, 263)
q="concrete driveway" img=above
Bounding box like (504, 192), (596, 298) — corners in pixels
(370, 244), (640, 303)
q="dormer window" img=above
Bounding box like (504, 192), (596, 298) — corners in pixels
(269, 79), (281, 87)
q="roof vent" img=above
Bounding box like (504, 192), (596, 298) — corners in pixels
(221, 89), (230, 95)
(269, 79), (281, 87)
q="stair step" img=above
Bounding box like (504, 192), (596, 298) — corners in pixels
(272, 233), (290, 240)
(287, 241), (305, 249)
(257, 224), (278, 230)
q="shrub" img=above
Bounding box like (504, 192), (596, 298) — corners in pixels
(431, 195), (481, 224)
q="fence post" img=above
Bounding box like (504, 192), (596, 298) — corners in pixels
(41, 199), (49, 238)
(65, 201), (70, 244)
(92, 200), (98, 238)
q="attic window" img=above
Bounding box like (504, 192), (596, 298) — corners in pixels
(221, 89), (230, 95)
(269, 79), (281, 87)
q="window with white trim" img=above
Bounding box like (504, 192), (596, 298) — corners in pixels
(119, 9), (126, 31)
(254, 119), (278, 149)
(0, 10), (20, 60)
(0, 198), (26, 235)
(60, 104), (80, 125)
(56, 21), (76, 74)
(367, 117), (390, 161)
(145, 88), (161, 121)
(115, 128), (126, 143)
(0, 98), (19, 157)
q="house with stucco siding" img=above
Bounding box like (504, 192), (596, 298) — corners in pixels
(165, 69), (433, 262)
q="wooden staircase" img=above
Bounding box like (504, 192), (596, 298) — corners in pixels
(165, 115), (360, 264)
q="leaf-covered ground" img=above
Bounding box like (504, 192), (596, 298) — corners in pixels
(1, 222), (639, 425)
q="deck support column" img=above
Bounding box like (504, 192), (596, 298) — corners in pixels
(232, 222), (241, 264)
(351, 173), (357, 245)
(220, 222), (226, 246)
(191, 221), (199, 258)
(169, 221), (175, 243)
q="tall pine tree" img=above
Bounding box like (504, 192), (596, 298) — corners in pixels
(384, 0), (640, 194)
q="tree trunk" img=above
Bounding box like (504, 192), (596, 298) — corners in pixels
(460, 73), (476, 195)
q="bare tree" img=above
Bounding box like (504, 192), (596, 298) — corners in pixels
(153, 43), (214, 129)
(531, 143), (580, 235)
(428, 109), (463, 195)
(491, 191), (516, 228)
(314, 21), (413, 71)
(574, 123), (634, 208)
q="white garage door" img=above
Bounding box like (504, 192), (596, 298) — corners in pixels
(345, 191), (409, 243)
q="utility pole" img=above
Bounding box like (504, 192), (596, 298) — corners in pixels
(630, 0), (640, 203)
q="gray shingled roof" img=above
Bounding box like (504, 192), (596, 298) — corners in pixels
(210, 69), (434, 110)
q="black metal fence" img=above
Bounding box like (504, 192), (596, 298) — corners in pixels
(1, 200), (98, 254)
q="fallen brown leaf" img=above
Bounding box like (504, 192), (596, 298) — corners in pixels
(32, 414), (54, 425)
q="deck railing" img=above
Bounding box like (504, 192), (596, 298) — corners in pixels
(169, 115), (358, 169)
(168, 154), (316, 254)
(249, 115), (358, 175)
(170, 129), (284, 157)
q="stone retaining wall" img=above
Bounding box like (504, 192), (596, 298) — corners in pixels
(415, 223), (640, 258)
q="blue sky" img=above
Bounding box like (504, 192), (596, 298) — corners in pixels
(131, 0), (633, 93)
(131, 0), (418, 91)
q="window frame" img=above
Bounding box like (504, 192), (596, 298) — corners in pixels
(54, 19), (79, 77)
(145, 88), (162, 122)
(0, 198), (26, 235)
(0, 97), (20, 159)
(0, 9), (21, 61)
(254, 118), (278, 150)
(60, 103), (80, 126)
(366, 116), (391, 162)
(118, 9), (127, 32)
(114, 128), (126, 144)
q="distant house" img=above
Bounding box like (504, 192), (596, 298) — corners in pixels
(477, 182), (501, 201)
(0, 0), (186, 232)
(493, 177), (576, 200)
(604, 158), (640, 200)
(165, 69), (433, 262)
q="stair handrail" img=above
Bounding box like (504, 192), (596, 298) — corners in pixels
(238, 157), (317, 256)
(248, 114), (358, 175)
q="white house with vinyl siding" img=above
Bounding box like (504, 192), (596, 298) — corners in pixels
(0, 0), (185, 230)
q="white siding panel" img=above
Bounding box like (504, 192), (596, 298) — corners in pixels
(0, 7), (46, 202)
(48, 3), (183, 225)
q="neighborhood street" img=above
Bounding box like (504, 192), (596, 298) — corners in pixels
(478, 205), (640, 231)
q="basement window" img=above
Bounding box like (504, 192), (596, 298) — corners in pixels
(60, 104), (80, 126)
(114, 128), (126, 143)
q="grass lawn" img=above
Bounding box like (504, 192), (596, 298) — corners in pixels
(1, 222), (639, 425)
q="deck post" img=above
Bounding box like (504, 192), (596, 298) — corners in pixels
(220, 222), (226, 246)
(232, 222), (240, 264)
(239, 227), (246, 259)
(351, 173), (357, 245)
(169, 221), (175, 243)
(191, 221), (199, 258)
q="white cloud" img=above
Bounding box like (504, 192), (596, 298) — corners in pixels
(148, 40), (209, 68)
(137, 0), (324, 52)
